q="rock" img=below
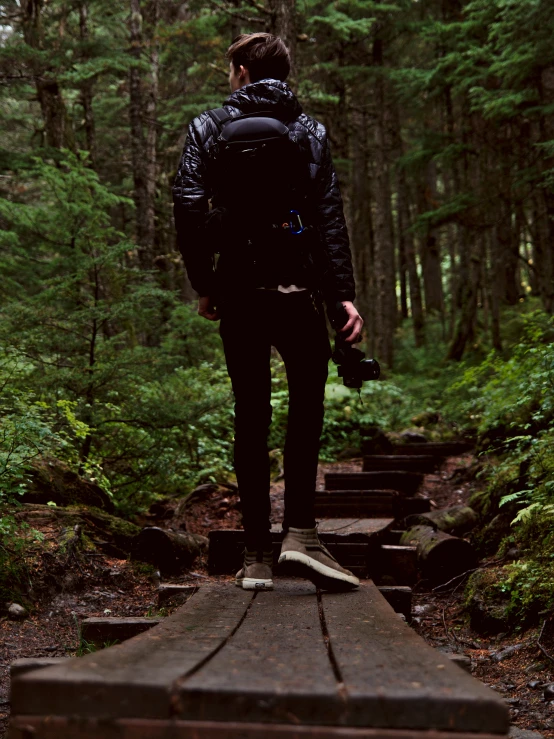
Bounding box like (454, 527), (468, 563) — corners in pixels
(509, 727), (545, 739)
(527, 680), (543, 689)
(543, 683), (554, 702)
(491, 644), (524, 662)
(400, 431), (428, 444)
(525, 661), (548, 674)
(412, 603), (437, 617)
(8, 603), (28, 621)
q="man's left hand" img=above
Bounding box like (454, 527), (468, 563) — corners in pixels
(339, 301), (363, 343)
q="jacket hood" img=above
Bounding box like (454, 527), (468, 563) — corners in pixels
(224, 79), (303, 121)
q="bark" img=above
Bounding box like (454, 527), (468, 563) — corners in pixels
(267, 0), (296, 81)
(21, 0), (75, 151)
(349, 108), (373, 326)
(129, 0), (150, 267)
(400, 525), (477, 585)
(417, 162), (444, 315)
(143, 0), (159, 261)
(398, 171), (425, 346)
(404, 505), (478, 537)
(372, 37), (396, 367)
(79, 3), (96, 166)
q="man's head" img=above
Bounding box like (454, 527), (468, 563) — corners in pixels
(226, 33), (290, 92)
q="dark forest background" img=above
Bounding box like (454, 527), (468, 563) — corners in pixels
(1, 0), (554, 623)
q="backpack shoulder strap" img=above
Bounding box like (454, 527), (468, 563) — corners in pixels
(207, 107), (232, 132)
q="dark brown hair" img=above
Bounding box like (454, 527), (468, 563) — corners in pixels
(226, 33), (290, 83)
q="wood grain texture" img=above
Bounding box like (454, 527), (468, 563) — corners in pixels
(322, 584), (508, 734)
(175, 580), (341, 725)
(8, 716), (509, 739)
(10, 586), (252, 720)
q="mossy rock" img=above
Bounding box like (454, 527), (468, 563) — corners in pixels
(23, 457), (113, 512)
(465, 568), (511, 635)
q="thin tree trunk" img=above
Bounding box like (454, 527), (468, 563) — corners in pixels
(21, 0), (75, 151)
(79, 3), (96, 166)
(349, 108), (373, 325)
(372, 37), (396, 367)
(267, 0), (296, 81)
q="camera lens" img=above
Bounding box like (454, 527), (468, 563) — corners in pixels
(360, 359), (380, 381)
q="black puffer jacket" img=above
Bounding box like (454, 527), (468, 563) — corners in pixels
(172, 79), (355, 302)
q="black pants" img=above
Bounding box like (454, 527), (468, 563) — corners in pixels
(220, 290), (331, 552)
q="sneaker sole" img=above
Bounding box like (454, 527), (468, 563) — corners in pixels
(278, 551), (360, 591)
(235, 577), (274, 591)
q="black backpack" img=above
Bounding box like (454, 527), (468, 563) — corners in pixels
(206, 107), (315, 288)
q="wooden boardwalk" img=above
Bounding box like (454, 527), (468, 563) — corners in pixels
(9, 581), (508, 739)
(9, 439), (505, 739)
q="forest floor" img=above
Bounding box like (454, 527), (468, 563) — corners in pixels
(1, 453), (554, 738)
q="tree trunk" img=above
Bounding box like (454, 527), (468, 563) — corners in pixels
(79, 3), (97, 166)
(400, 525), (476, 585)
(21, 0), (75, 151)
(417, 162), (444, 315)
(267, 0), (296, 81)
(129, 0), (150, 267)
(372, 37), (396, 367)
(398, 172), (425, 346)
(349, 108), (373, 326)
(131, 526), (208, 574)
(404, 505), (478, 537)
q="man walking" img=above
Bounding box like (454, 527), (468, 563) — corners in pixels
(173, 33), (363, 591)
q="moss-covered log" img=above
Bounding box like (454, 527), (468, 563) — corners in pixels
(404, 505), (478, 536)
(16, 504), (140, 557)
(131, 527), (208, 574)
(400, 525), (477, 585)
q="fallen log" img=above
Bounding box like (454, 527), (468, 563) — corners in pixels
(400, 525), (477, 585)
(131, 526), (208, 574)
(404, 505), (478, 536)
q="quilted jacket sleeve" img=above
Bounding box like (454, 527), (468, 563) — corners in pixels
(313, 133), (356, 304)
(172, 119), (214, 297)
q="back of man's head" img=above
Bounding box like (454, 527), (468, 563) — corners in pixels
(226, 33), (290, 83)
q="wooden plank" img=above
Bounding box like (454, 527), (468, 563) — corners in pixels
(81, 617), (161, 646)
(209, 521), (392, 576)
(395, 498), (431, 518)
(392, 442), (473, 457)
(317, 518), (394, 541)
(362, 456), (438, 473)
(8, 716), (509, 739)
(315, 491), (396, 518)
(9, 585), (253, 720)
(321, 584), (509, 734)
(376, 586), (412, 621)
(372, 545), (418, 586)
(158, 584), (197, 607)
(174, 580), (342, 725)
(324, 473), (423, 496)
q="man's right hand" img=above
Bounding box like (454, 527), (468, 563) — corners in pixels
(198, 296), (219, 321)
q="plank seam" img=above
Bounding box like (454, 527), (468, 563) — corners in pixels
(316, 590), (348, 704)
(169, 591), (257, 715)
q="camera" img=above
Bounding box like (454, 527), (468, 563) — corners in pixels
(330, 303), (380, 390)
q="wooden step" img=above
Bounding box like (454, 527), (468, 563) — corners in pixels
(208, 519), (393, 577)
(9, 581), (509, 738)
(315, 491), (431, 520)
(372, 545), (418, 586)
(362, 455), (439, 473)
(325, 471), (423, 496)
(315, 489), (396, 517)
(376, 585), (412, 621)
(392, 441), (473, 456)
(81, 617), (161, 646)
